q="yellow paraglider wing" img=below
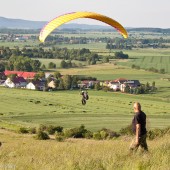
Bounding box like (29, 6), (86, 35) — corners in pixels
(39, 12), (128, 42)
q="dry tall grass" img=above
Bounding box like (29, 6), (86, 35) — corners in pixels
(0, 129), (169, 170)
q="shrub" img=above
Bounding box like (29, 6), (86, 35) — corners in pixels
(93, 132), (102, 140)
(63, 125), (87, 138)
(34, 131), (50, 140)
(46, 125), (63, 135)
(38, 124), (48, 131)
(18, 127), (29, 134)
(55, 132), (65, 142)
(99, 128), (120, 139)
(84, 131), (93, 139)
(119, 124), (133, 135)
(147, 127), (170, 140)
(28, 127), (37, 134)
(102, 86), (110, 92)
(100, 130), (108, 139)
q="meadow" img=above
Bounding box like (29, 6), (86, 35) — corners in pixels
(0, 129), (169, 170)
(0, 63), (170, 132)
(0, 31), (170, 169)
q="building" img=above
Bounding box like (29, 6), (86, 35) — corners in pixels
(4, 77), (27, 88)
(4, 70), (36, 79)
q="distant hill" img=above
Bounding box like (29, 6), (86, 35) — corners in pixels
(0, 17), (46, 29)
(0, 16), (111, 30)
(0, 16), (170, 33)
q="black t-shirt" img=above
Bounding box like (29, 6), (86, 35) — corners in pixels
(132, 111), (147, 136)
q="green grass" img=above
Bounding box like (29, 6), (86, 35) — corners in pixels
(0, 129), (169, 170)
(0, 39), (39, 48)
(36, 58), (87, 69)
(0, 86), (169, 132)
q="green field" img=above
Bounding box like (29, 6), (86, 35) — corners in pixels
(0, 31), (170, 169)
(0, 76), (169, 132)
(115, 49), (170, 73)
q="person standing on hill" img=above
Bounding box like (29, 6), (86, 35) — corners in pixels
(130, 102), (148, 152)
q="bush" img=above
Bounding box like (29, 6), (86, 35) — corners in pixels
(46, 125), (63, 135)
(93, 132), (102, 140)
(55, 132), (65, 142)
(119, 124), (133, 135)
(99, 128), (120, 139)
(18, 127), (29, 134)
(38, 124), (48, 131)
(102, 86), (110, 92)
(34, 131), (50, 140)
(63, 125), (88, 138)
(100, 130), (108, 139)
(28, 127), (37, 134)
(84, 131), (93, 139)
(147, 126), (170, 140)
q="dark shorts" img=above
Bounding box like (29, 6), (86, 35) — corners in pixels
(129, 134), (148, 151)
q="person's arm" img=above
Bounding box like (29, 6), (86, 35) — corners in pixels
(136, 123), (141, 144)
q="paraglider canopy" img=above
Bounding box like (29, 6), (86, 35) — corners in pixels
(39, 11), (128, 42)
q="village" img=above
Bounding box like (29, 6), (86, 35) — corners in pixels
(0, 70), (149, 94)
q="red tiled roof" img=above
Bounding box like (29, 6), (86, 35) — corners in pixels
(4, 70), (36, 79)
(22, 72), (36, 79)
(113, 78), (127, 83)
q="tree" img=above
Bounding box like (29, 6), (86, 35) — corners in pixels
(62, 75), (72, 90)
(124, 85), (130, 93)
(58, 78), (64, 90)
(48, 62), (56, 69)
(94, 82), (100, 90)
(160, 69), (165, 74)
(144, 82), (150, 93)
(114, 51), (129, 59)
(31, 60), (41, 71)
(71, 76), (78, 88)
(60, 60), (67, 68)
(54, 71), (61, 79)
(7, 55), (41, 72)
(34, 71), (45, 80)
(41, 64), (46, 70)
(0, 63), (5, 72)
(102, 56), (109, 63)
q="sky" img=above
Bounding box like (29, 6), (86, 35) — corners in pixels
(0, 0), (170, 28)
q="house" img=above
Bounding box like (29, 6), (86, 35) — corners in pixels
(80, 80), (100, 89)
(26, 80), (45, 90)
(0, 80), (5, 86)
(100, 80), (109, 87)
(120, 80), (141, 92)
(4, 70), (36, 79)
(48, 80), (56, 89)
(45, 73), (53, 79)
(113, 78), (127, 84)
(4, 77), (27, 88)
(110, 82), (120, 91)
(21, 72), (36, 79)
(124, 80), (141, 88)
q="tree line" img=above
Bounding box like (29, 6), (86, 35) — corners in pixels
(0, 46), (99, 62)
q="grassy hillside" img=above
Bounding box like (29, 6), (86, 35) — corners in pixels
(0, 129), (169, 170)
(0, 85), (169, 132)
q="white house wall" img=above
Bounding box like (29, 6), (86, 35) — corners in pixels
(26, 83), (36, 90)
